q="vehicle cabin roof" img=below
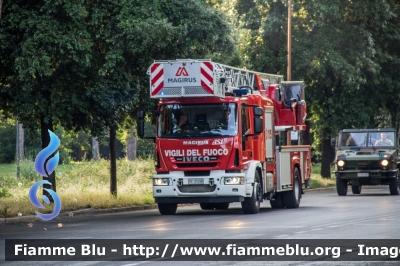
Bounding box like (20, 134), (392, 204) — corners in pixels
(339, 128), (396, 133)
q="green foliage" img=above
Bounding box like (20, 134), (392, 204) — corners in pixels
(0, 1), (237, 194)
(0, 187), (11, 198)
(0, 119), (98, 163)
(19, 160), (40, 181)
(0, 159), (156, 217)
(137, 139), (155, 159)
(231, 0), (400, 176)
(0, 119), (15, 163)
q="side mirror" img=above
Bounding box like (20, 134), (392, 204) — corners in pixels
(137, 120), (145, 138)
(254, 117), (263, 134)
(136, 107), (157, 141)
(137, 112), (145, 138)
(254, 106), (263, 134)
(254, 106), (263, 116)
(331, 138), (336, 148)
(137, 110), (145, 120)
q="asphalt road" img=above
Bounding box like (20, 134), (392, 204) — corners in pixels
(1, 186), (400, 266)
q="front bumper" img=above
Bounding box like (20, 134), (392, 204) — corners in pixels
(152, 170), (248, 200)
(334, 169), (398, 179)
(155, 197), (244, 204)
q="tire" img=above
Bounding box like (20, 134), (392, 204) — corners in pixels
(158, 203), (177, 215)
(351, 184), (362, 194)
(389, 178), (400, 195)
(336, 178), (348, 196)
(270, 192), (284, 209)
(282, 167), (301, 209)
(214, 203), (230, 210)
(241, 171), (262, 214)
(200, 203), (215, 210)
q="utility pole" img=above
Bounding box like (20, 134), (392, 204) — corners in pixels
(287, 0), (292, 81)
(16, 119), (20, 178)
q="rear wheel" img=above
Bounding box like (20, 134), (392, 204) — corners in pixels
(351, 184), (362, 194)
(270, 192), (284, 209)
(336, 178), (348, 196)
(241, 171), (261, 214)
(282, 167), (301, 208)
(158, 203), (177, 215)
(389, 177), (400, 195)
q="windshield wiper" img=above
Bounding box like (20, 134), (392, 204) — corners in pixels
(369, 139), (376, 151)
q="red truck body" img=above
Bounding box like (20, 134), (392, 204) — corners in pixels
(138, 59), (311, 215)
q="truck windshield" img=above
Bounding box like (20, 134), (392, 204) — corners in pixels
(157, 103), (237, 138)
(282, 84), (302, 107)
(339, 132), (395, 148)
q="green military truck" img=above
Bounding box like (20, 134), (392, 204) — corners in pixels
(332, 128), (400, 196)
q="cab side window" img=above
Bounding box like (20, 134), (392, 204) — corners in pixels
(241, 105), (250, 135)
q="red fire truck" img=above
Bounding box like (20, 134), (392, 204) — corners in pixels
(137, 59), (311, 215)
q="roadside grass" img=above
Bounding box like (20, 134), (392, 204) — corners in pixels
(0, 159), (154, 218)
(0, 160), (335, 218)
(309, 163), (336, 188)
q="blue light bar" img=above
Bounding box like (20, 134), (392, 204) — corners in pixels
(232, 88), (249, 96)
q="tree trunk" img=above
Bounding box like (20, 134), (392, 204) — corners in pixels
(40, 115), (56, 199)
(92, 137), (100, 161)
(16, 123), (24, 161)
(77, 146), (84, 161)
(110, 127), (117, 196)
(299, 120), (312, 145)
(320, 138), (332, 178)
(126, 128), (137, 161)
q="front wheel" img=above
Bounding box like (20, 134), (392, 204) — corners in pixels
(336, 178), (348, 196)
(282, 167), (301, 209)
(351, 184), (362, 194)
(389, 178), (400, 195)
(158, 203), (177, 215)
(241, 171), (261, 214)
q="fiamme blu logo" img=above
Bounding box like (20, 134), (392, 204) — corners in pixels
(28, 130), (62, 221)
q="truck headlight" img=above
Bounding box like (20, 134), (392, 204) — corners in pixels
(153, 178), (170, 186)
(381, 160), (389, 167)
(337, 160), (345, 167)
(224, 177), (244, 185)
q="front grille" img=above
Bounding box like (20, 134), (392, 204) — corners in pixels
(184, 87), (209, 95)
(345, 161), (381, 170)
(355, 152), (372, 155)
(157, 87), (182, 96)
(178, 185), (216, 193)
(176, 163), (217, 168)
(184, 171), (210, 177)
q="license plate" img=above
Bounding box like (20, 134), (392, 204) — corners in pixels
(188, 178), (203, 184)
(357, 173), (369, 177)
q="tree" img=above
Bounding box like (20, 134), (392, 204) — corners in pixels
(0, 0), (93, 193)
(292, 0), (398, 177)
(233, 0), (400, 177)
(0, 0), (236, 196)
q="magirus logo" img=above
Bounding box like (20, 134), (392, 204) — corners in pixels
(183, 140), (209, 145)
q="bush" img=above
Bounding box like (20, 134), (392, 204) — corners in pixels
(0, 187), (11, 198)
(19, 160), (41, 181)
(0, 120), (16, 163)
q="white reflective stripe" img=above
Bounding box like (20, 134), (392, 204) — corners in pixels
(151, 65), (164, 90)
(201, 63), (213, 82)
